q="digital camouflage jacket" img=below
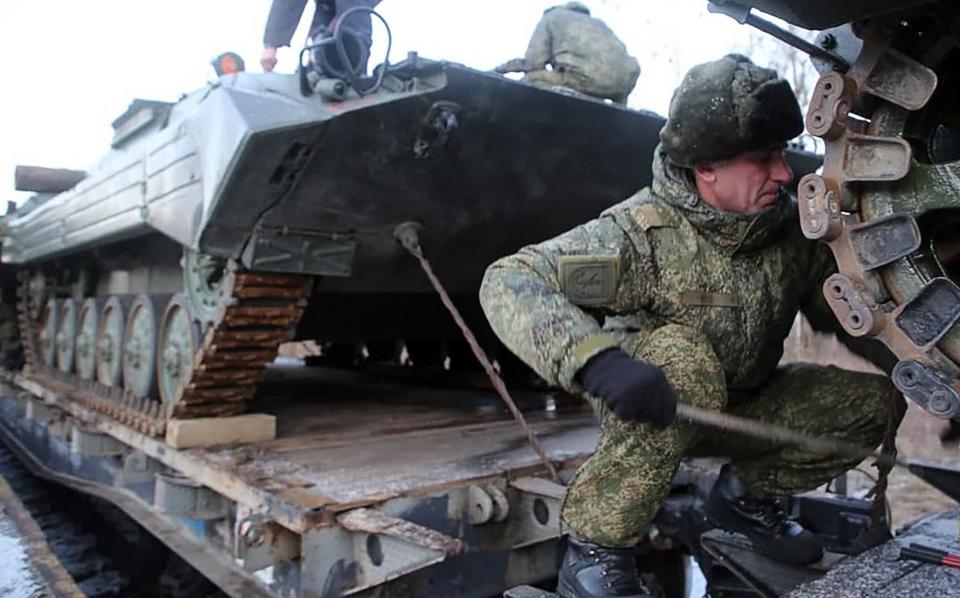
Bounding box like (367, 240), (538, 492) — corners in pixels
(523, 6), (640, 98)
(479, 147), (838, 393)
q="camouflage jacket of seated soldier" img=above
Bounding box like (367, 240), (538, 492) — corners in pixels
(523, 4), (640, 98)
(480, 145), (844, 396)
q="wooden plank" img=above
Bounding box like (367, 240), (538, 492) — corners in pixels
(166, 414), (276, 448)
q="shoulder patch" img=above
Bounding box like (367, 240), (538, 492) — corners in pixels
(559, 255), (618, 306)
(637, 203), (671, 232)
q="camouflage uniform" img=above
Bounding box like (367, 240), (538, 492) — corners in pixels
(522, 4), (640, 104)
(479, 147), (896, 548)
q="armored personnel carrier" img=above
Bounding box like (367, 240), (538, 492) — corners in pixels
(1, 42), (673, 430)
(0, 3), (957, 597)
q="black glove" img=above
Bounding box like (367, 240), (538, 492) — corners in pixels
(577, 348), (677, 428)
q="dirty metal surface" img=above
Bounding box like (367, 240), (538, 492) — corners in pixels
(0, 392), (275, 598)
(337, 508), (463, 555)
(788, 508), (960, 597)
(5, 375), (314, 535)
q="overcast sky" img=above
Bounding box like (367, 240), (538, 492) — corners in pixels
(0, 1), (799, 205)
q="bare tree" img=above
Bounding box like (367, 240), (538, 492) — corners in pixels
(739, 25), (817, 107)
(737, 24), (822, 151)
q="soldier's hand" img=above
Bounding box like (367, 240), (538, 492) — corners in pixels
(261, 46), (279, 72)
(577, 348), (677, 428)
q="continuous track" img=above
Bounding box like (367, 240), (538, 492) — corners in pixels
(798, 13), (960, 418)
(15, 268), (312, 436)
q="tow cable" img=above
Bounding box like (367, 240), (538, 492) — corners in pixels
(394, 223), (560, 482)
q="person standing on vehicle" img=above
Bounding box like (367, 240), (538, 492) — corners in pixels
(480, 54), (900, 598)
(495, 2), (640, 104)
(260, 0), (382, 73)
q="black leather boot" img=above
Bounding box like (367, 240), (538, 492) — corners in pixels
(556, 537), (651, 598)
(705, 464), (824, 565)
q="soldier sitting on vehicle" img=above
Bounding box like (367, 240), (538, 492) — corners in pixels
(480, 54), (902, 598)
(495, 2), (641, 104)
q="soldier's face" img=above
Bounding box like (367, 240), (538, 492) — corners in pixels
(694, 149), (793, 215)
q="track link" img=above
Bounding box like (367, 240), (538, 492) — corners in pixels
(172, 271), (311, 418)
(798, 19), (960, 418)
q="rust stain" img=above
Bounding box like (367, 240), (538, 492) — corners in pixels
(338, 508), (463, 556)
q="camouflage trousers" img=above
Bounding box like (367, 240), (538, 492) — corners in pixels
(523, 70), (630, 105)
(561, 324), (899, 548)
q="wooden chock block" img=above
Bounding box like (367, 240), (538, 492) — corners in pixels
(165, 413), (276, 449)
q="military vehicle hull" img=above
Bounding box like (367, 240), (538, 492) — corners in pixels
(1, 56), (678, 421)
(3, 59), (661, 285)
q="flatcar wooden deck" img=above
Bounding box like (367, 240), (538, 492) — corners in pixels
(198, 364), (598, 510)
